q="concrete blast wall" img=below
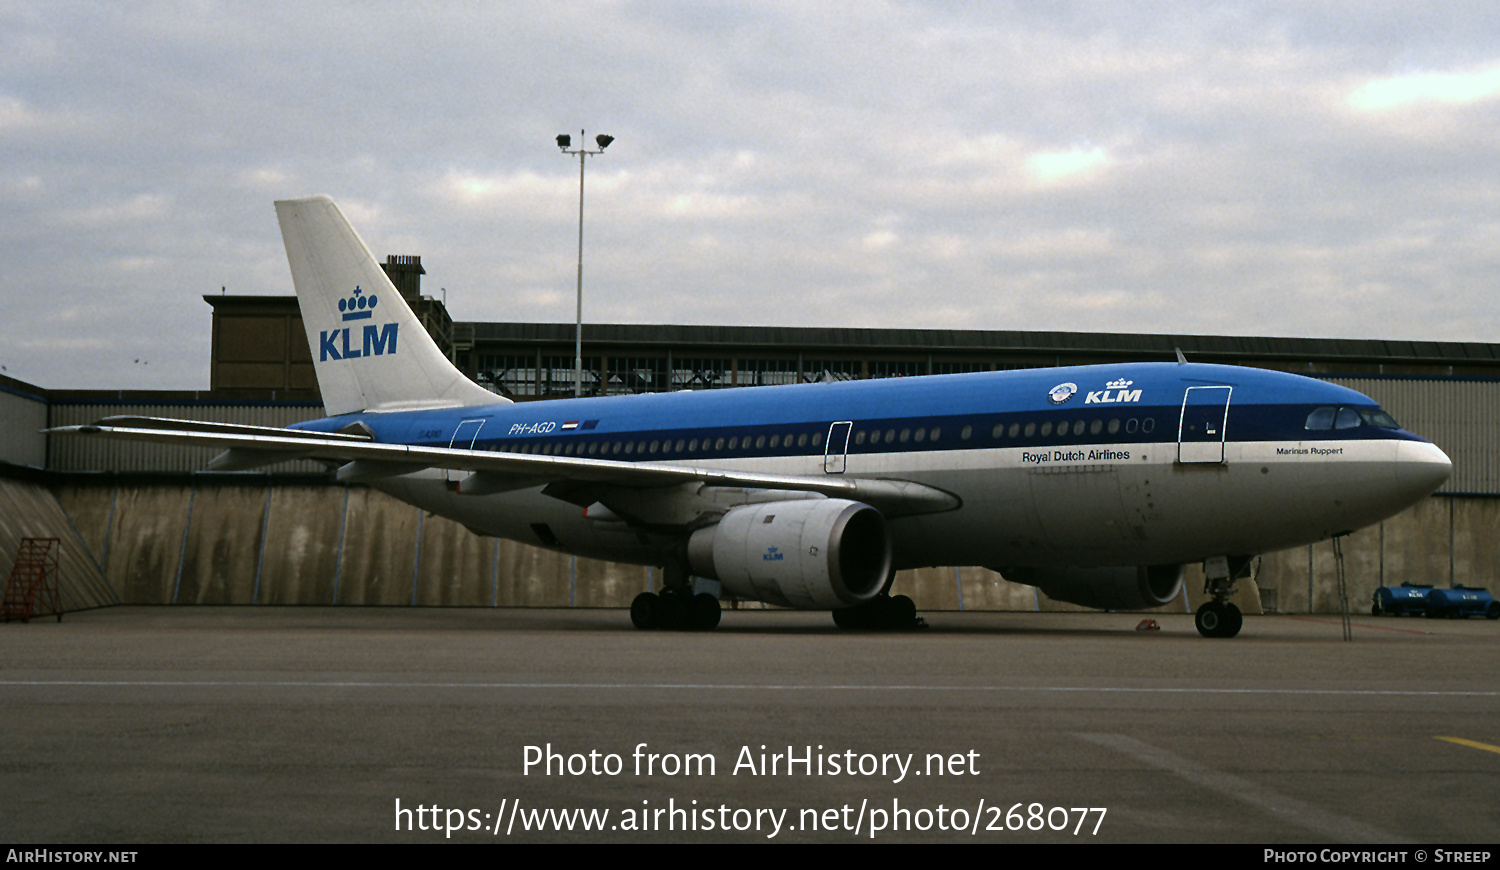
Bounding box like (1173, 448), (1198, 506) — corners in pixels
(10, 480), (1488, 616)
(0, 479), (118, 613)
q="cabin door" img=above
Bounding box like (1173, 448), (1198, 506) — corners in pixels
(825, 421), (853, 473)
(446, 418), (487, 482)
(1177, 386), (1232, 464)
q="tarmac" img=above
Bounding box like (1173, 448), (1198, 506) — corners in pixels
(1, 606), (1497, 844)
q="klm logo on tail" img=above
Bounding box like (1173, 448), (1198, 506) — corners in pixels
(319, 286), (398, 361)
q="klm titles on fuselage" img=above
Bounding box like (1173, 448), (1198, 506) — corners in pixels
(1084, 378), (1141, 405)
(320, 286), (398, 362)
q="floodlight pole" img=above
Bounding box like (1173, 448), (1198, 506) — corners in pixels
(556, 130), (612, 398)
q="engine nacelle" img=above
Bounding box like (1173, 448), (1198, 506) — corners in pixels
(998, 564), (1185, 611)
(687, 499), (891, 609)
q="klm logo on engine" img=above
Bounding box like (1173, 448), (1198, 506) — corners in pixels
(319, 286), (399, 361)
(763, 546), (784, 562)
(1085, 378), (1141, 405)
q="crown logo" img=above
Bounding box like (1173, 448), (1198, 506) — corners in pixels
(338, 286), (379, 321)
(1106, 378), (1133, 389)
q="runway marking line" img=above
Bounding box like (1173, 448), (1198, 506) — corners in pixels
(1436, 736), (1500, 756)
(2, 679), (1498, 697)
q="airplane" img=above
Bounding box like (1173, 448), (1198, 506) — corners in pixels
(54, 195), (1454, 638)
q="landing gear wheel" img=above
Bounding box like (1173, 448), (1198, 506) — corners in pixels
(688, 593), (722, 631)
(631, 589), (721, 631)
(1222, 602), (1243, 637)
(1195, 601), (1242, 638)
(631, 592), (661, 629)
(831, 594), (925, 631)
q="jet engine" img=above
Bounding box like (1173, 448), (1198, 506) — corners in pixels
(687, 499), (891, 609)
(998, 564), (1184, 611)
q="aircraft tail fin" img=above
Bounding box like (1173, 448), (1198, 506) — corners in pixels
(274, 195), (506, 416)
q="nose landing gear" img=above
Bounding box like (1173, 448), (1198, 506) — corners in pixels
(1195, 555), (1252, 638)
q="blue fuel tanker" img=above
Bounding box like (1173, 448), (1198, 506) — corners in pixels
(1424, 585), (1499, 620)
(1371, 582), (1434, 617)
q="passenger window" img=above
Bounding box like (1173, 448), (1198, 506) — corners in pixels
(1072, 420), (1085, 436)
(1108, 419), (1120, 435)
(992, 423), (1004, 439)
(1023, 422), (1035, 438)
(1008, 423), (1020, 438)
(852, 431), (864, 446)
(755, 435), (766, 449)
(1040, 421), (1053, 437)
(884, 429), (896, 443)
(812, 432), (823, 447)
(961, 425), (972, 441)
(1334, 407), (1362, 430)
(1090, 419), (1103, 435)
(1305, 407), (1336, 430)
(798, 433), (809, 447)
(931, 427), (941, 441)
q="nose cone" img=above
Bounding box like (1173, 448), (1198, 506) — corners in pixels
(1396, 440), (1452, 502)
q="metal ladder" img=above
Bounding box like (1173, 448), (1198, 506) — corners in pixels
(3, 537), (62, 623)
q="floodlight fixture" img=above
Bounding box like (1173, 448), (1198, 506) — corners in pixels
(554, 130), (616, 397)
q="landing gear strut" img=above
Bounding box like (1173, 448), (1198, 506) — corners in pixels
(630, 559), (721, 631)
(1194, 555), (1250, 638)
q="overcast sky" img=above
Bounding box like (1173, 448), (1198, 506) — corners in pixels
(3, 2), (1498, 389)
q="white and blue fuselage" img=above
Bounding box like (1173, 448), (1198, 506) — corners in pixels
(293, 361), (1450, 572)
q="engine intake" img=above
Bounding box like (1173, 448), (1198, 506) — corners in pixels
(687, 499), (890, 609)
(998, 564), (1184, 611)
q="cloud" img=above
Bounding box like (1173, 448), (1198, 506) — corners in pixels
(1349, 62), (1500, 113)
(1024, 146), (1116, 187)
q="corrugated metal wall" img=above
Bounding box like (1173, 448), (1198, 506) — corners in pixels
(0, 386), (48, 469)
(1326, 377), (1499, 495)
(47, 402), (327, 474)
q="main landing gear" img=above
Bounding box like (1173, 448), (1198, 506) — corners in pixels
(630, 559), (721, 631)
(1195, 555), (1251, 638)
(831, 568), (926, 630)
(630, 588), (721, 631)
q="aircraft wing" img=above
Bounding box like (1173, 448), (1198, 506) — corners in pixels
(50, 418), (959, 518)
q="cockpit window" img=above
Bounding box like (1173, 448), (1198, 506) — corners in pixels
(1304, 407), (1336, 430)
(1306, 405), (1401, 431)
